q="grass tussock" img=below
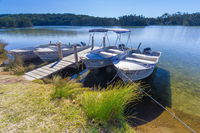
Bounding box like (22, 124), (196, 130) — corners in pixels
(0, 75), (86, 133)
(51, 76), (89, 100)
(0, 41), (7, 64)
(3, 56), (35, 75)
(81, 83), (141, 130)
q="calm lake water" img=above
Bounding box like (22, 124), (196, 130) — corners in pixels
(1, 26), (200, 118)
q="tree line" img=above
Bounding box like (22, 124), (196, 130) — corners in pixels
(0, 12), (200, 28)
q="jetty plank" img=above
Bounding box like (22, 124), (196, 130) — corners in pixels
(23, 46), (100, 81)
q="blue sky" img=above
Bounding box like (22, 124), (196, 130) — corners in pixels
(0, 0), (199, 17)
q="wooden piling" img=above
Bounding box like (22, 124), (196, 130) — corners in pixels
(73, 45), (79, 69)
(57, 42), (63, 59)
(103, 36), (106, 48)
(91, 36), (94, 50)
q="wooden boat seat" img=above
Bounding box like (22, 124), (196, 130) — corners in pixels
(99, 51), (118, 57)
(126, 57), (156, 64)
(107, 49), (123, 54)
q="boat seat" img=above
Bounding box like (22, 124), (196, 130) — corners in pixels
(126, 57), (156, 64)
(114, 60), (148, 71)
(132, 53), (159, 59)
(107, 49), (123, 53)
(99, 51), (118, 57)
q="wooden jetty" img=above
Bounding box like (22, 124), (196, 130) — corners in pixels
(23, 46), (100, 81)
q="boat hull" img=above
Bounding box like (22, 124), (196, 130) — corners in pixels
(34, 46), (90, 62)
(9, 51), (39, 61)
(81, 58), (113, 69)
(81, 46), (133, 70)
(116, 66), (155, 82)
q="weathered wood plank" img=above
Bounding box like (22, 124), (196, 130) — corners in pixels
(23, 75), (36, 81)
(36, 68), (55, 73)
(26, 72), (43, 79)
(41, 67), (58, 72)
(24, 46), (100, 81)
(30, 70), (49, 77)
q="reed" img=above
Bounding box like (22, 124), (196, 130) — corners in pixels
(51, 76), (89, 100)
(81, 82), (141, 130)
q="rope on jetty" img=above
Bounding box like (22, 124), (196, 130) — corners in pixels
(112, 70), (197, 133)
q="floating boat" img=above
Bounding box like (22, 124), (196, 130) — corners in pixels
(34, 43), (90, 62)
(9, 43), (57, 61)
(114, 48), (161, 82)
(80, 28), (133, 69)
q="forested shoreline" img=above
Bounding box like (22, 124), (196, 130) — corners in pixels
(0, 12), (200, 28)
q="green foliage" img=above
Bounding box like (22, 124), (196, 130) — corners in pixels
(0, 41), (7, 63)
(51, 76), (89, 99)
(0, 75), (87, 132)
(1, 12), (200, 28)
(81, 83), (141, 130)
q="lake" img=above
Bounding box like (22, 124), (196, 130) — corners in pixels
(1, 26), (200, 124)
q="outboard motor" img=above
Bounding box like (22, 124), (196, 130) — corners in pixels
(81, 42), (86, 46)
(118, 44), (125, 50)
(72, 43), (81, 47)
(143, 47), (152, 54)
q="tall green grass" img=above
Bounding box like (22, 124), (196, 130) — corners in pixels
(51, 76), (89, 100)
(81, 83), (141, 129)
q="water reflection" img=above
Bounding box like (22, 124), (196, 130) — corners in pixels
(144, 67), (171, 107)
(0, 28), (79, 36)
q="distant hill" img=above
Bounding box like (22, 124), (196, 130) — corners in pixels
(0, 12), (200, 28)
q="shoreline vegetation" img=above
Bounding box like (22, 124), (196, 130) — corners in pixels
(0, 41), (136, 132)
(0, 41), (7, 64)
(1, 12), (200, 28)
(0, 41), (139, 132)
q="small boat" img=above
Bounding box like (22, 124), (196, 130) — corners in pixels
(80, 28), (132, 69)
(114, 48), (161, 82)
(9, 43), (57, 61)
(34, 43), (90, 62)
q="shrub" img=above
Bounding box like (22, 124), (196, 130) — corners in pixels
(81, 83), (141, 129)
(51, 76), (89, 100)
(3, 55), (36, 75)
(3, 56), (25, 75)
(0, 41), (7, 64)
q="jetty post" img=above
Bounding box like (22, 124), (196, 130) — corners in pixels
(57, 42), (63, 60)
(91, 36), (94, 50)
(103, 36), (106, 48)
(73, 45), (79, 69)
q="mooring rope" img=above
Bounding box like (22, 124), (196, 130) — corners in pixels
(109, 69), (197, 133)
(106, 69), (119, 85)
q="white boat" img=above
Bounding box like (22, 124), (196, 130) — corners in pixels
(9, 43), (57, 61)
(80, 28), (132, 69)
(114, 48), (161, 82)
(34, 44), (90, 62)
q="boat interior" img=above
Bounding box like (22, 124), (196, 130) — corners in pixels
(89, 46), (126, 59)
(125, 51), (161, 64)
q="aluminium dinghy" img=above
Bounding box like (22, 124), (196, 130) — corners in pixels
(34, 43), (90, 62)
(80, 28), (132, 69)
(114, 48), (161, 82)
(9, 43), (57, 61)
